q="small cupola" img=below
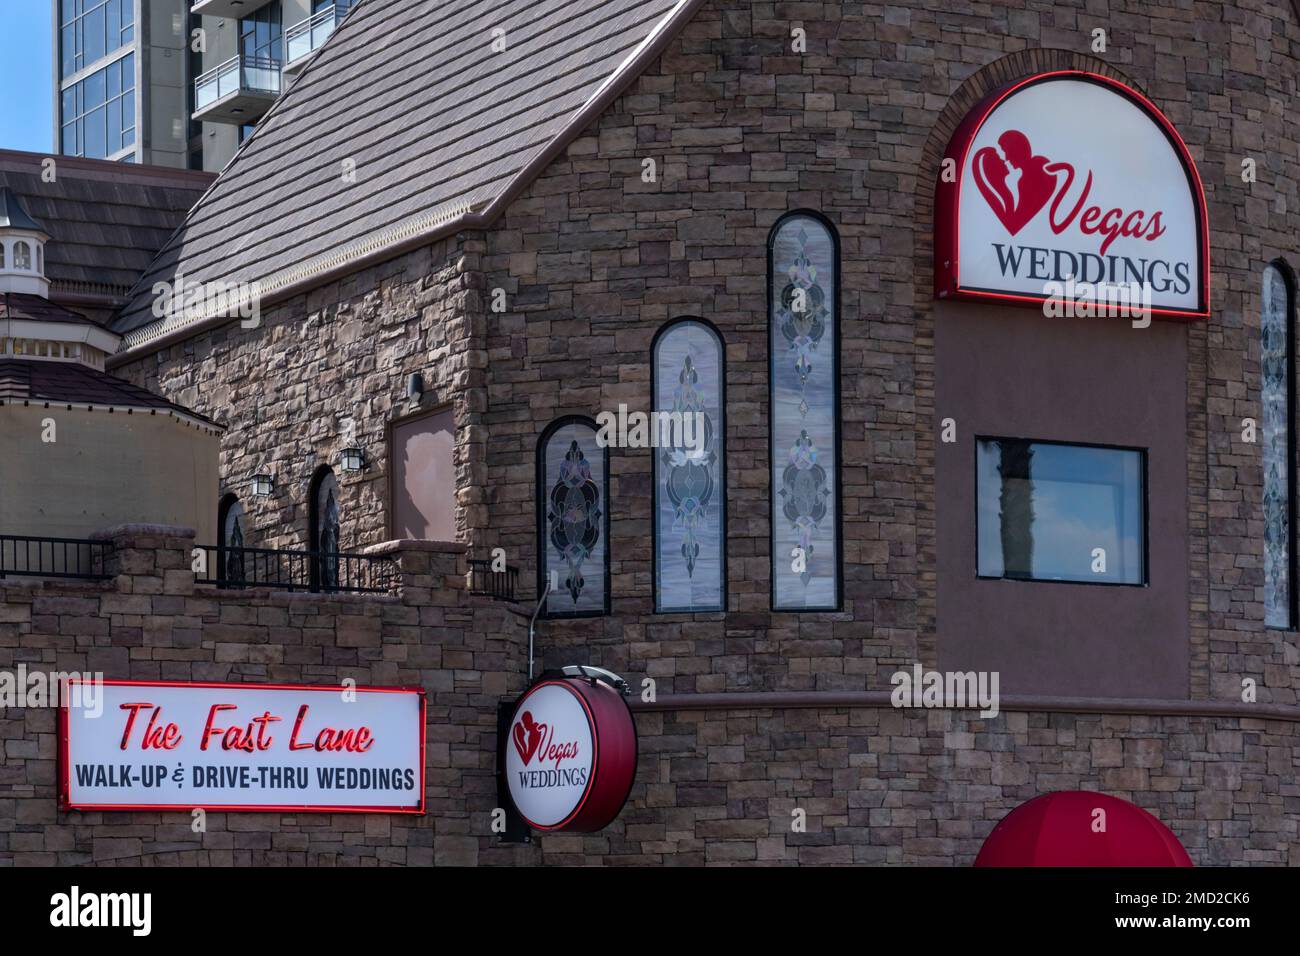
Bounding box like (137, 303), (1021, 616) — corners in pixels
(0, 187), (51, 298)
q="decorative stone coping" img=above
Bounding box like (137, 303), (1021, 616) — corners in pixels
(361, 539), (466, 556)
(88, 523), (196, 540)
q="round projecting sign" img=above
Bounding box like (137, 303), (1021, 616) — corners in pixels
(504, 673), (637, 831)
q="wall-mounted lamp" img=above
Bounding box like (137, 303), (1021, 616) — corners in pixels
(339, 447), (365, 472)
(250, 471), (274, 497)
(407, 372), (425, 408)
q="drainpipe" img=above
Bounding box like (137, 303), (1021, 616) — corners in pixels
(527, 577), (550, 682)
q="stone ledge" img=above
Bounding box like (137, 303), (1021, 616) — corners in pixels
(361, 539), (466, 556)
(1, 579), (112, 594)
(197, 584), (401, 605)
(89, 523), (196, 541)
(632, 691), (1300, 723)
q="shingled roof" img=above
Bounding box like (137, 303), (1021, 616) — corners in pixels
(0, 151), (215, 309)
(0, 360), (220, 428)
(0, 291), (95, 325)
(112, 0), (701, 351)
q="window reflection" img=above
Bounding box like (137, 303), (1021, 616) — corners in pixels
(977, 439), (1145, 585)
(59, 53), (134, 159)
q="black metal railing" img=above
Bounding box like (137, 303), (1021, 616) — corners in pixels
(468, 559), (519, 601)
(0, 535), (113, 580)
(194, 544), (396, 593)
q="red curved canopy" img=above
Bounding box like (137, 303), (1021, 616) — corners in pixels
(975, 791), (1193, 867)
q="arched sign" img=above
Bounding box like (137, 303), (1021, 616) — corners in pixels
(935, 71), (1209, 320)
(504, 673), (636, 831)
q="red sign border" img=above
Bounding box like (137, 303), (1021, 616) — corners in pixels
(58, 678), (427, 815)
(934, 70), (1211, 320)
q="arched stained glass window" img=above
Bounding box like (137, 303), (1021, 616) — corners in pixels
(537, 416), (609, 617)
(769, 211), (841, 610)
(310, 466), (340, 591)
(1262, 262), (1295, 629)
(652, 318), (725, 612)
(218, 493), (246, 586)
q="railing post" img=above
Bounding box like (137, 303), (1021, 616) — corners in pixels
(90, 524), (196, 596)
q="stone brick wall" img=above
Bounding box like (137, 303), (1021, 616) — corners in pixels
(552, 703), (1298, 866)
(2, 527), (1296, 865)
(113, 235), (489, 555)
(0, 525), (526, 866)
(467, 0), (1300, 705)
(86, 0), (1300, 865)
(109, 1), (1300, 700)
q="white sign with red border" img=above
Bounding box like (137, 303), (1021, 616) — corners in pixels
(935, 71), (1210, 319)
(59, 680), (425, 813)
(504, 675), (637, 832)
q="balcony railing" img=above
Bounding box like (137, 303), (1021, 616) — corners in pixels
(286, 1), (354, 67)
(194, 544), (397, 594)
(194, 52), (282, 111)
(0, 535), (113, 581)
(467, 559), (519, 602)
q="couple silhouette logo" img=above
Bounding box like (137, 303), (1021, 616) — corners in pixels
(971, 129), (1067, 236)
(512, 710), (546, 765)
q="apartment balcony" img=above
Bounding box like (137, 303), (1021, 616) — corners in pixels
(284, 1), (355, 75)
(193, 52), (282, 124)
(191, 0), (275, 17)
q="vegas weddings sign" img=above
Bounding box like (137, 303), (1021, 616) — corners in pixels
(935, 71), (1210, 320)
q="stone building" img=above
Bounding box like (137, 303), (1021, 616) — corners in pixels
(3, 0), (1300, 865)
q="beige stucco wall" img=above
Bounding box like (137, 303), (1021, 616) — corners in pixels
(0, 404), (218, 543)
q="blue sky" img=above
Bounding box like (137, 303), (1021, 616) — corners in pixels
(0, 4), (54, 153)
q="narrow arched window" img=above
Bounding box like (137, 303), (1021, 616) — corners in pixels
(217, 493), (246, 586)
(1262, 262), (1296, 628)
(652, 318), (726, 612)
(13, 242), (30, 270)
(769, 211), (841, 610)
(310, 466), (341, 591)
(537, 416), (609, 617)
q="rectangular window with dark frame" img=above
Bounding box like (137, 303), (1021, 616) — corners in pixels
(976, 438), (1146, 586)
(59, 52), (134, 159)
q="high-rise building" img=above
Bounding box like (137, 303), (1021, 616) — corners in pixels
(53, 0), (356, 172)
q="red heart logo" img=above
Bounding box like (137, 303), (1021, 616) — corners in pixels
(512, 710), (546, 765)
(971, 130), (1059, 237)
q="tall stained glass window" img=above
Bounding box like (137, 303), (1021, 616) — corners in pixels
(653, 318), (726, 612)
(538, 417), (609, 617)
(769, 212), (841, 610)
(1262, 263), (1295, 629)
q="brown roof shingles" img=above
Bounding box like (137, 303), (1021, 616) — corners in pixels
(113, 0), (691, 338)
(0, 151), (214, 301)
(0, 359), (220, 427)
(0, 291), (96, 325)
